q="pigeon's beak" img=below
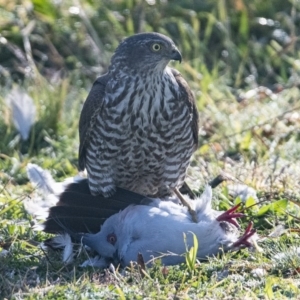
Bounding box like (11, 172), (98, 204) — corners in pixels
(170, 48), (182, 63)
(113, 249), (120, 264)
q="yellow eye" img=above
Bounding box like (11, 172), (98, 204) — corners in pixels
(152, 43), (161, 51)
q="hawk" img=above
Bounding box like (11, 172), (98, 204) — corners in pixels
(79, 32), (199, 205)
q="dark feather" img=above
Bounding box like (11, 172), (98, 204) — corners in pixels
(61, 179), (149, 208)
(49, 206), (116, 220)
(57, 191), (146, 211)
(43, 179), (151, 234)
(171, 68), (199, 150)
(64, 178), (92, 193)
(78, 74), (109, 171)
(44, 216), (104, 234)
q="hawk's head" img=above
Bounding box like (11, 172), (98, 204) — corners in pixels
(110, 32), (182, 73)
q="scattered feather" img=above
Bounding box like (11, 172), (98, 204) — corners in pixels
(6, 87), (36, 140)
(42, 234), (74, 264)
(109, 263), (117, 275)
(251, 268), (267, 278)
(62, 234), (74, 264)
(24, 194), (58, 222)
(227, 184), (258, 203)
(26, 163), (56, 194)
(25, 163), (85, 226)
(80, 256), (110, 268)
(27, 163), (85, 196)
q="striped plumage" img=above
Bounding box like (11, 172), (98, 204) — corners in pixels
(79, 32), (199, 197)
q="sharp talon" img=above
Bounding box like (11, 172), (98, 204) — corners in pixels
(174, 187), (198, 223)
(216, 203), (245, 228)
(232, 221), (256, 248)
(190, 209), (198, 223)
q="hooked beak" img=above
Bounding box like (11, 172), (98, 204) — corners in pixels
(170, 48), (182, 63)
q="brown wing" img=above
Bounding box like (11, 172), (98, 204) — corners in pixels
(78, 74), (109, 171)
(171, 68), (199, 151)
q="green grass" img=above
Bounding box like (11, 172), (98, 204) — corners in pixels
(1, 0), (300, 298)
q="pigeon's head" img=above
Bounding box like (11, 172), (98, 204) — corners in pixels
(110, 32), (182, 73)
(82, 215), (120, 260)
(82, 205), (144, 266)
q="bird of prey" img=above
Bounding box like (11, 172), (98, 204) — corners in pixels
(79, 32), (199, 214)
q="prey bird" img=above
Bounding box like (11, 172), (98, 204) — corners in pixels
(80, 189), (256, 267)
(25, 164), (258, 267)
(39, 178), (256, 267)
(79, 32), (199, 219)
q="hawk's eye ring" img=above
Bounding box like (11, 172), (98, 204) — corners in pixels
(152, 43), (161, 51)
(107, 233), (117, 245)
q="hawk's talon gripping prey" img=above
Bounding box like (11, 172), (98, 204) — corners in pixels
(174, 187), (198, 223)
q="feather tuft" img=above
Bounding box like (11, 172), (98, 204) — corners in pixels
(43, 234), (74, 263)
(62, 234), (74, 264)
(80, 256), (109, 268)
(26, 163), (57, 194)
(6, 87), (36, 140)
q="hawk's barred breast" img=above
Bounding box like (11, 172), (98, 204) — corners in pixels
(79, 32), (199, 197)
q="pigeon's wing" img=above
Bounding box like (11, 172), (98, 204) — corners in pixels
(43, 179), (151, 234)
(44, 206), (114, 233)
(78, 74), (109, 171)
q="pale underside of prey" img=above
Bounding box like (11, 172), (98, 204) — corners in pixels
(65, 186), (256, 267)
(25, 164), (257, 267)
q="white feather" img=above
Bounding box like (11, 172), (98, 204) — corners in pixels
(62, 234), (74, 264)
(6, 87), (36, 140)
(26, 163), (56, 194)
(227, 184), (258, 203)
(24, 194), (59, 223)
(27, 163), (85, 196)
(25, 163), (86, 227)
(80, 256), (109, 268)
(41, 234), (74, 264)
